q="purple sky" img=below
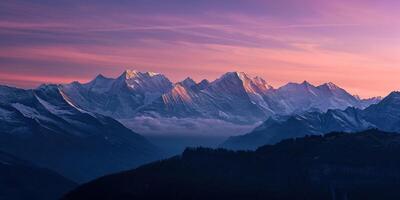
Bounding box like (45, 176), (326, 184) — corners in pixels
(1, 0), (400, 97)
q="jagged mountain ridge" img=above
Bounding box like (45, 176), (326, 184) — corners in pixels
(138, 72), (272, 122)
(222, 91), (400, 150)
(61, 70), (173, 119)
(57, 70), (380, 123)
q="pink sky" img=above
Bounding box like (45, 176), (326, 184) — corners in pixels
(0, 0), (399, 97)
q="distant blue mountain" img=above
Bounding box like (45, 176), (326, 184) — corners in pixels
(0, 84), (161, 182)
(222, 92), (400, 150)
(0, 150), (76, 200)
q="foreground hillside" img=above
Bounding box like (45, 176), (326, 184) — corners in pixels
(0, 151), (76, 200)
(64, 129), (400, 200)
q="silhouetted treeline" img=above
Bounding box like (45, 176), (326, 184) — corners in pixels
(64, 129), (400, 200)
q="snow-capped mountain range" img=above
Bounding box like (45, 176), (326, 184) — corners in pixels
(1, 68), (399, 200)
(61, 70), (173, 119)
(222, 91), (400, 150)
(56, 70), (380, 124)
(0, 69), (390, 181)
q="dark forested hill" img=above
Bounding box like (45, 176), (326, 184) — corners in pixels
(64, 129), (400, 200)
(0, 151), (76, 200)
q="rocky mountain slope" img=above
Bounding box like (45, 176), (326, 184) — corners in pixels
(0, 84), (161, 182)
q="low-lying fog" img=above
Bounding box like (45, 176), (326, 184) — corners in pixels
(120, 117), (259, 156)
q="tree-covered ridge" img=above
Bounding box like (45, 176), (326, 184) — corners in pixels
(64, 129), (400, 200)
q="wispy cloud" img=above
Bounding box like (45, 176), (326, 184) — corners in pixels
(0, 0), (399, 97)
(272, 23), (361, 29)
(121, 117), (257, 137)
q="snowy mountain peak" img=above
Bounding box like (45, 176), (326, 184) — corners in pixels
(220, 71), (239, 79)
(219, 72), (269, 85)
(183, 77), (195, 82)
(122, 69), (139, 79)
(120, 69), (144, 79)
(213, 71), (273, 96)
(379, 91), (400, 105)
(199, 79), (209, 84)
(319, 82), (341, 90)
(219, 71), (250, 81)
(116, 70), (173, 91)
(213, 72), (244, 87)
(181, 77), (196, 88)
(281, 81), (315, 91)
(146, 71), (160, 77)
(197, 79), (210, 90)
(119, 69), (161, 80)
(90, 74), (112, 84)
(301, 80), (313, 87)
(94, 74), (107, 80)
(253, 76), (273, 91)
(236, 71), (251, 81)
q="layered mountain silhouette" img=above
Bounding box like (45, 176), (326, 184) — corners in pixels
(0, 151), (76, 200)
(0, 70), (384, 181)
(58, 70), (380, 123)
(223, 92), (400, 150)
(0, 84), (161, 182)
(63, 129), (400, 200)
(0, 70), (395, 199)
